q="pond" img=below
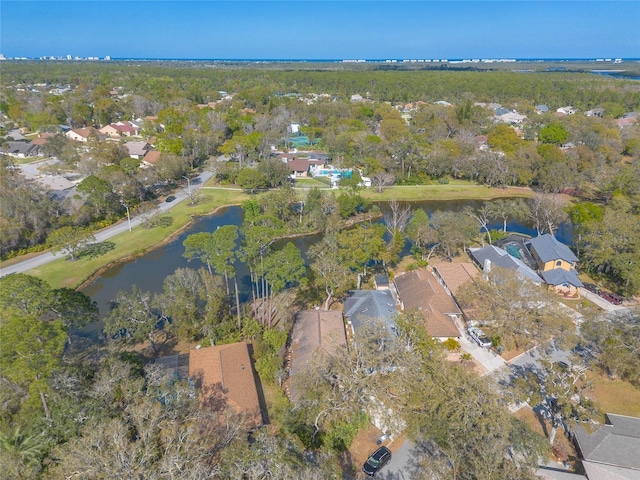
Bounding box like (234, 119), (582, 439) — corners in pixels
(78, 198), (572, 336)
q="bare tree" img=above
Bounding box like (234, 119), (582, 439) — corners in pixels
(371, 170), (395, 193)
(528, 193), (568, 235)
(384, 199), (411, 237)
(464, 203), (494, 245)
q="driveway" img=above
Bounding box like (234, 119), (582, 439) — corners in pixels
(458, 332), (507, 375)
(579, 287), (627, 312)
(375, 438), (415, 480)
(0, 171), (214, 278)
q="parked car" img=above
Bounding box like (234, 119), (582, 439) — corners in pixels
(468, 327), (492, 348)
(583, 283), (600, 295)
(599, 291), (624, 305)
(165, 195), (176, 202)
(363, 446), (391, 477)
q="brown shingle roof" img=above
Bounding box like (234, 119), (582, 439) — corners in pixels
(394, 269), (461, 338)
(142, 150), (161, 165)
(189, 342), (262, 427)
(433, 262), (479, 295)
(289, 310), (347, 402)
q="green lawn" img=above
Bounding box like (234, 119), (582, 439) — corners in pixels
(293, 177), (332, 188)
(360, 182), (535, 202)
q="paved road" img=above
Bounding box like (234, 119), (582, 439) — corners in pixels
(376, 439), (415, 480)
(0, 171), (214, 278)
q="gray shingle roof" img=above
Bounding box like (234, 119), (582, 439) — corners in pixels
(574, 413), (640, 472)
(468, 245), (542, 284)
(539, 268), (583, 287)
(343, 290), (397, 334)
(526, 234), (578, 264)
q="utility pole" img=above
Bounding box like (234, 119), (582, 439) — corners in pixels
(182, 175), (191, 196)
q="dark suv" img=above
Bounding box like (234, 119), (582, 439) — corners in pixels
(583, 283), (600, 295)
(599, 291), (624, 305)
(363, 446), (391, 476)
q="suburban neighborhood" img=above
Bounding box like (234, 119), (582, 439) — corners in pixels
(1, 59), (639, 479)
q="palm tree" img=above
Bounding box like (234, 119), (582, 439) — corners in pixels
(0, 427), (44, 479)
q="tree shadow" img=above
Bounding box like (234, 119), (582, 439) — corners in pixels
(247, 343), (271, 425)
(78, 241), (116, 259)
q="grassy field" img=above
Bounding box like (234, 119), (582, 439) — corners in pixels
(586, 371), (640, 419)
(359, 182), (534, 202)
(13, 182), (533, 289)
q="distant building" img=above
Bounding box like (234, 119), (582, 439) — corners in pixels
(557, 106), (577, 115)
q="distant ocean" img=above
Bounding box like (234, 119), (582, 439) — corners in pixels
(111, 58), (640, 63)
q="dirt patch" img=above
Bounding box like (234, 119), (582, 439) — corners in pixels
(446, 350), (485, 375)
(344, 424), (383, 478)
(501, 346), (528, 362)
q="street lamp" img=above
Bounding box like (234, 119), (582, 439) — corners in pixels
(182, 175), (191, 196)
(122, 203), (132, 232)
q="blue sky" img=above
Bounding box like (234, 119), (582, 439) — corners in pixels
(2, 1), (639, 59)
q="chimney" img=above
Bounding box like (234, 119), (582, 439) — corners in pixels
(483, 258), (492, 273)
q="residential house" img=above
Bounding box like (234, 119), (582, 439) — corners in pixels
(584, 107), (605, 118)
(526, 233), (578, 272)
(494, 106), (512, 116)
(614, 115), (638, 129)
(350, 94), (364, 102)
(287, 123), (301, 135)
(343, 290), (397, 339)
(573, 413), (640, 480)
(124, 140), (151, 160)
(113, 121), (139, 136)
(535, 105), (550, 114)
(526, 234), (583, 296)
(433, 262), (479, 297)
(394, 269), (462, 339)
(557, 106), (577, 116)
(66, 127), (96, 142)
(98, 124), (122, 137)
(286, 157), (325, 177)
(99, 121), (139, 138)
(497, 111), (527, 124)
(6, 129), (26, 141)
(141, 150), (161, 166)
(288, 309), (347, 402)
(342, 289), (407, 435)
(468, 244), (543, 285)
(0, 141), (42, 158)
(188, 342), (263, 428)
(30, 132), (55, 147)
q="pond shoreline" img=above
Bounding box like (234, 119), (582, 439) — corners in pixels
(78, 185), (534, 292)
(77, 202), (259, 290)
